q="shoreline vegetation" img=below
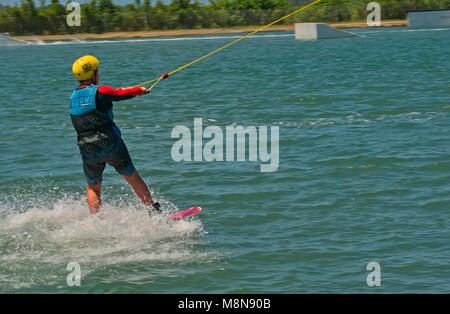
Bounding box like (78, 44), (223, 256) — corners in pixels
(1, 0), (447, 41)
(14, 20), (406, 42)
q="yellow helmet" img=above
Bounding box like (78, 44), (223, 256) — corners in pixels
(72, 55), (100, 81)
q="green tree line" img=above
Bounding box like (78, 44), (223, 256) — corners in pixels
(0, 0), (449, 35)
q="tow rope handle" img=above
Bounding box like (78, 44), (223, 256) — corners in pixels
(145, 73), (169, 93)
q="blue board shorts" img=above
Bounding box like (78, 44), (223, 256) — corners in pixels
(81, 140), (136, 185)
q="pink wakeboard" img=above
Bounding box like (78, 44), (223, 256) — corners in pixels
(170, 207), (202, 221)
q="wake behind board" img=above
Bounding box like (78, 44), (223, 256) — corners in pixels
(170, 207), (202, 221)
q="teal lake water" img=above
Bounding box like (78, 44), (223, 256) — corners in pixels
(1, 27), (450, 293)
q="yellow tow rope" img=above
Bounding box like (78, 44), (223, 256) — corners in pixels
(138, 0), (322, 91)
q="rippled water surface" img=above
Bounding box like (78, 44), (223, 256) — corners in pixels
(0, 27), (450, 292)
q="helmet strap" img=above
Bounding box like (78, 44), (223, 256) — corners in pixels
(92, 70), (98, 85)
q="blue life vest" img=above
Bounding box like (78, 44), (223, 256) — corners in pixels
(69, 85), (118, 153)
